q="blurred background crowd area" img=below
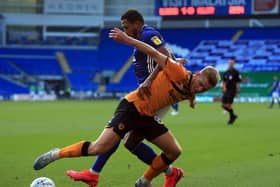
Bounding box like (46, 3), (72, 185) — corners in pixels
(0, 0), (279, 101)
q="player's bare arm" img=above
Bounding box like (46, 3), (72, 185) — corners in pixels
(176, 58), (187, 64)
(236, 83), (240, 97)
(189, 98), (196, 108)
(109, 28), (169, 69)
(222, 81), (226, 92)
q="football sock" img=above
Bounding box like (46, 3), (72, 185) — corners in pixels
(139, 176), (151, 185)
(144, 153), (172, 181)
(269, 100), (274, 108)
(131, 143), (172, 175)
(228, 108), (234, 118)
(172, 103), (178, 111)
(131, 142), (157, 165)
(222, 106), (230, 112)
(91, 140), (120, 173)
(59, 141), (90, 158)
(223, 106), (234, 117)
(165, 165), (173, 175)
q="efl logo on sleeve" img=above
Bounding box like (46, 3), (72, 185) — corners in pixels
(151, 36), (162, 45)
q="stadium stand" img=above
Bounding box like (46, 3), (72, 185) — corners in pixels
(1, 27), (280, 97)
(0, 1), (280, 100)
(106, 66), (138, 93)
(0, 30), (133, 94)
(0, 58), (20, 75)
(186, 32), (280, 72)
(0, 76), (28, 95)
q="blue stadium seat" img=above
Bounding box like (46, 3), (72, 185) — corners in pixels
(0, 77), (28, 95)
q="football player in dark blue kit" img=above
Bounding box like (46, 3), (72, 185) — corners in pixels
(131, 16), (181, 118)
(66, 9), (185, 187)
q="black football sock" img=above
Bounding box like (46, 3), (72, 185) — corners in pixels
(228, 108), (235, 118)
(222, 106), (230, 113)
(269, 100), (274, 108)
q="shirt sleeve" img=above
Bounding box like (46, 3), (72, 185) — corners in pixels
(143, 30), (165, 49)
(163, 58), (187, 81)
(223, 72), (227, 82)
(236, 71), (242, 82)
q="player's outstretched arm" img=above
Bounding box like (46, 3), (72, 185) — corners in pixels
(109, 28), (168, 69)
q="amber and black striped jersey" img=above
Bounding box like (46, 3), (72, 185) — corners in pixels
(125, 58), (194, 116)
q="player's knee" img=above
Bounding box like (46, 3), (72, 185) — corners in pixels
(123, 132), (143, 151)
(173, 146), (182, 159)
(124, 135), (144, 152)
(123, 138), (140, 151)
(165, 146), (182, 161)
(87, 142), (97, 155)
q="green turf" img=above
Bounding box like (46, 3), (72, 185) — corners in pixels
(0, 100), (279, 187)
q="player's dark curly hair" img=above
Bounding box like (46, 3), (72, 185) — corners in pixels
(121, 9), (144, 24)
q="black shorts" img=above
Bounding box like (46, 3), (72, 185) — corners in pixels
(222, 92), (235, 104)
(107, 99), (168, 141)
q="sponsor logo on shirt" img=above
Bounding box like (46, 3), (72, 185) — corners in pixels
(151, 36), (162, 45)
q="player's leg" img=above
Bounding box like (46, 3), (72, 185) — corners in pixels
(65, 99), (136, 186)
(33, 127), (121, 170)
(91, 140), (120, 172)
(226, 103), (237, 124)
(136, 131), (182, 186)
(124, 130), (184, 187)
(269, 92), (279, 108)
(67, 131), (144, 186)
(66, 140), (121, 187)
(124, 106), (171, 166)
(33, 99), (131, 171)
(269, 94), (275, 108)
(134, 116), (183, 186)
(149, 131), (181, 177)
(67, 129), (161, 187)
(222, 94), (237, 124)
(123, 107), (171, 165)
(171, 103), (179, 116)
(277, 94), (280, 107)
(124, 130), (157, 165)
(272, 93), (280, 108)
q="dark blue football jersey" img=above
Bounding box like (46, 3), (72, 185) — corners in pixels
(132, 25), (166, 84)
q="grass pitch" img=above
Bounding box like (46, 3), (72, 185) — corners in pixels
(0, 100), (279, 187)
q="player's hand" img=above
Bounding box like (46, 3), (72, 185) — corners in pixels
(109, 28), (130, 44)
(189, 100), (196, 109)
(137, 81), (152, 100)
(177, 58), (188, 65)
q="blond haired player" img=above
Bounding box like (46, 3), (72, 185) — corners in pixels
(33, 28), (220, 187)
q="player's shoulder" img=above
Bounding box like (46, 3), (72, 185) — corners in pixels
(224, 69), (230, 75)
(232, 68), (240, 74)
(142, 25), (159, 34)
(141, 25), (162, 39)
